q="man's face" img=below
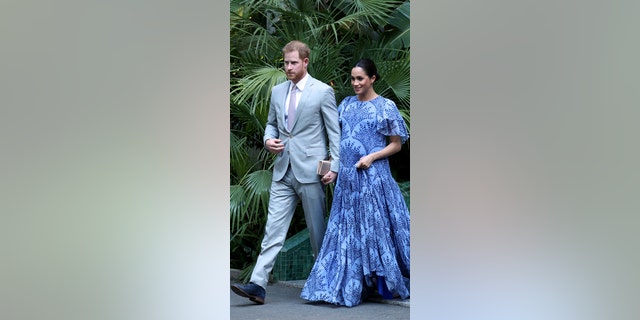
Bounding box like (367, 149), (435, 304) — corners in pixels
(283, 50), (308, 83)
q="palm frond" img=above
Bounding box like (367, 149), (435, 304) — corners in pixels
(335, 0), (402, 28)
(232, 66), (286, 107)
(230, 101), (268, 140)
(246, 145), (276, 171)
(230, 132), (249, 182)
(230, 169), (273, 231)
(378, 56), (410, 106)
(242, 169), (273, 218)
(230, 2), (285, 56)
(230, 184), (247, 231)
(382, 1), (410, 49)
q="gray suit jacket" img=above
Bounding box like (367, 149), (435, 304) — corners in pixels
(264, 75), (340, 183)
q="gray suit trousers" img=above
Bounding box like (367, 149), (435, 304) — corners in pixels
(250, 166), (327, 289)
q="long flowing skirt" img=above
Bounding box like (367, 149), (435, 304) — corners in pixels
(300, 165), (410, 307)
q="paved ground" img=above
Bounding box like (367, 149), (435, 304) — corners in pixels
(230, 270), (410, 320)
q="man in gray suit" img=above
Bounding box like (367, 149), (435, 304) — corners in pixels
(231, 40), (340, 305)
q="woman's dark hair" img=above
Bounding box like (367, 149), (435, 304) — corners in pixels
(354, 58), (380, 81)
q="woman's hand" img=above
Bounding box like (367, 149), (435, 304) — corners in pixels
(355, 154), (375, 170)
(355, 136), (403, 169)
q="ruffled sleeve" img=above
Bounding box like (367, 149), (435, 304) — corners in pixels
(376, 98), (409, 144)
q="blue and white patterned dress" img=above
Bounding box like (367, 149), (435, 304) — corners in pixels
(300, 95), (410, 307)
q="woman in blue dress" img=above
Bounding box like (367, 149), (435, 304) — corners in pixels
(300, 59), (410, 307)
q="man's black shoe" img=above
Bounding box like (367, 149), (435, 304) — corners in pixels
(231, 282), (265, 305)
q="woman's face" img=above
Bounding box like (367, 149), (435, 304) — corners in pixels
(351, 66), (375, 97)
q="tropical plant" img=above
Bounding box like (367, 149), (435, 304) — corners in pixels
(230, 0), (411, 280)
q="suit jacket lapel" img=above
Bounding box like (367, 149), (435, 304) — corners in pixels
(282, 80), (293, 131)
(291, 77), (315, 130)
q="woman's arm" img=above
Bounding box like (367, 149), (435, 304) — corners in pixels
(355, 135), (402, 169)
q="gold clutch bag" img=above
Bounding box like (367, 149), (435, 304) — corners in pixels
(317, 160), (331, 175)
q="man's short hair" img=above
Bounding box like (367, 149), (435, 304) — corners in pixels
(282, 40), (310, 60)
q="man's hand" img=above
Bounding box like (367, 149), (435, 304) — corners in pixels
(265, 139), (284, 154)
(321, 171), (337, 185)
